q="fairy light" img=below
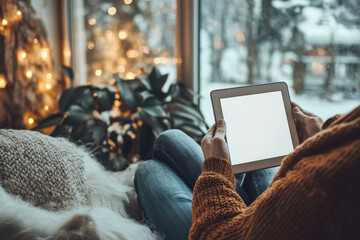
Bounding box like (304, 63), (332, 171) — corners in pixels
(44, 105), (49, 111)
(45, 83), (52, 90)
(88, 17), (96, 25)
(33, 38), (38, 44)
(28, 117), (34, 125)
(1, 19), (8, 26)
(0, 75), (6, 89)
(126, 50), (139, 58)
(124, 0), (133, 4)
(108, 7), (117, 16)
(64, 50), (71, 57)
(114, 100), (121, 107)
(16, 10), (22, 16)
(118, 30), (127, 40)
(41, 49), (48, 58)
(143, 46), (150, 54)
(46, 73), (52, 79)
(125, 72), (136, 80)
(95, 69), (102, 76)
(26, 71), (32, 78)
(87, 41), (95, 50)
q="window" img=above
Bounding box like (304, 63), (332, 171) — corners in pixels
(199, 0), (360, 123)
(69, 0), (177, 86)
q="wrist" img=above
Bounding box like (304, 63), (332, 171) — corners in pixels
(203, 157), (235, 185)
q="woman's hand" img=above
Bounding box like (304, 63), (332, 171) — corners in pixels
(292, 102), (323, 143)
(201, 120), (230, 160)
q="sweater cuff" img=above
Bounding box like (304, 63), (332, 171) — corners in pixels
(202, 157), (235, 185)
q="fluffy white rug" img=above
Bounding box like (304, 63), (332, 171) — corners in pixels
(0, 130), (160, 240)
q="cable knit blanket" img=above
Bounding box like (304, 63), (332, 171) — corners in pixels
(0, 129), (160, 240)
(0, 129), (87, 210)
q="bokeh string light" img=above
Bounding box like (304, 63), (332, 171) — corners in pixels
(0, 2), (63, 129)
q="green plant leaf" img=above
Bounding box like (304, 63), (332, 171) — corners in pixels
(113, 74), (137, 111)
(93, 88), (114, 112)
(148, 67), (168, 93)
(168, 83), (195, 102)
(61, 66), (74, 80)
(59, 86), (94, 112)
(164, 101), (204, 122)
(139, 111), (166, 137)
(177, 123), (205, 137)
(63, 111), (93, 125)
(136, 75), (151, 90)
(51, 124), (71, 138)
(33, 113), (65, 130)
(92, 119), (107, 145)
(140, 97), (167, 117)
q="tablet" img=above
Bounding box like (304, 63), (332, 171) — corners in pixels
(211, 82), (299, 174)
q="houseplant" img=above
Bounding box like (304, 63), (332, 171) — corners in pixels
(35, 67), (208, 171)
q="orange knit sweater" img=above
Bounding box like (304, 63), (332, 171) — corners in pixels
(190, 105), (360, 240)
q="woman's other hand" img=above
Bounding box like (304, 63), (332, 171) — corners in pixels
(201, 120), (230, 160)
(292, 102), (323, 143)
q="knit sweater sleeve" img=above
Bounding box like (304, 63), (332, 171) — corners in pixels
(189, 156), (325, 240)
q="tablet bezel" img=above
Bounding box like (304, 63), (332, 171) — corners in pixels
(210, 82), (299, 174)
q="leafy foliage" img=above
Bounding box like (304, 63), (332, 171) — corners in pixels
(35, 67), (208, 171)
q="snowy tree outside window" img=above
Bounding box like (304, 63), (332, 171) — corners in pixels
(199, 0), (360, 123)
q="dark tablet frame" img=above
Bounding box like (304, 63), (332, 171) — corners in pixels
(211, 82), (299, 174)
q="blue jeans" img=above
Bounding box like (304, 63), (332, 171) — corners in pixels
(134, 129), (279, 240)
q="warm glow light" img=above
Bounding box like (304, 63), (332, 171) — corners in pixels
(114, 100), (122, 107)
(26, 71), (32, 78)
(95, 69), (102, 76)
(44, 105), (49, 111)
(2, 19), (8, 26)
(108, 7), (117, 16)
(117, 65), (125, 73)
(45, 83), (52, 90)
(47, 73), (52, 79)
(126, 50), (139, 58)
(118, 31), (128, 40)
(41, 49), (48, 58)
(87, 41), (95, 50)
(88, 17), (96, 25)
(0, 75), (6, 89)
(124, 0), (133, 4)
(93, 92), (98, 97)
(143, 46), (150, 54)
(64, 50), (71, 57)
(17, 10), (22, 16)
(33, 38), (38, 44)
(125, 72), (136, 80)
(154, 57), (179, 65)
(28, 117), (34, 125)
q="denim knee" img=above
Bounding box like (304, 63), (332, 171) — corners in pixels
(154, 129), (187, 150)
(134, 160), (158, 193)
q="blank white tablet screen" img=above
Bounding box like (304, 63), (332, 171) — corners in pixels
(220, 91), (294, 165)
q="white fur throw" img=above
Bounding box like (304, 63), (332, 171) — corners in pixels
(0, 129), (160, 240)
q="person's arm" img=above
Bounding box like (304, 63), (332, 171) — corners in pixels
(190, 120), (325, 239)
